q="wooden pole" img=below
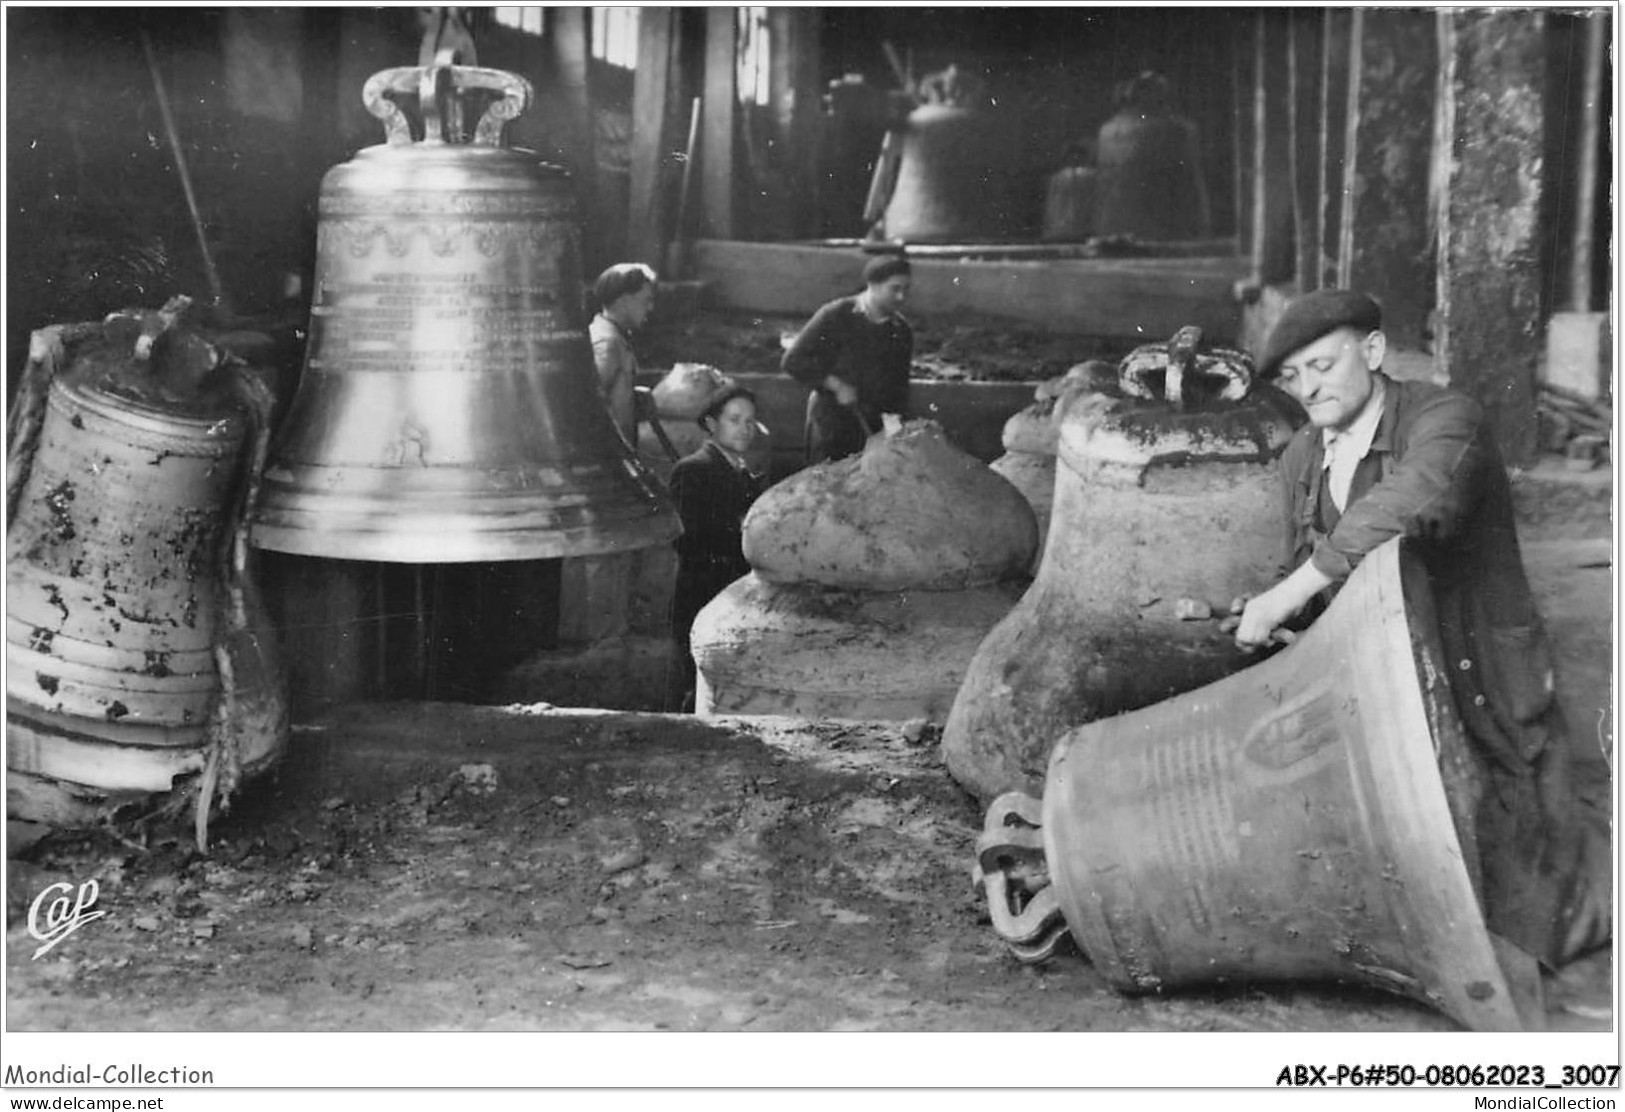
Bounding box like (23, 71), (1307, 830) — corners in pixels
(665, 96), (702, 276)
(140, 32), (232, 315)
(629, 8), (676, 268)
(771, 6), (822, 239)
(1251, 13), (1295, 286)
(552, 7), (598, 269)
(1344, 9), (1437, 348)
(1318, 9), (1353, 290)
(1569, 12), (1604, 311)
(1232, 18), (1255, 258)
(1336, 9), (1362, 289)
(1289, 10), (1324, 291)
(1435, 8), (1547, 462)
(701, 8), (738, 239)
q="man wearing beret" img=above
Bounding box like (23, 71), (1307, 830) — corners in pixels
(1237, 288), (1610, 969)
(782, 253), (914, 463)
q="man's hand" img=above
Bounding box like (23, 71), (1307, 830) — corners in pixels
(1234, 561), (1336, 649)
(824, 375), (859, 407)
(1234, 586), (1300, 648)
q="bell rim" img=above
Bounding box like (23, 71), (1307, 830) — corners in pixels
(50, 376), (247, 448)
(248, 511), (680, 564)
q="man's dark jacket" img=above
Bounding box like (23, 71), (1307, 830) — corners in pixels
(781, 295), (912, 463)
(1279, 373), (1600, 966)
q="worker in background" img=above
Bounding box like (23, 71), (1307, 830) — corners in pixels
(558, 262), (657, 648)
(589, 262), (657, 444)
(782, 253), (914, 464)
(667, 385), (767, 712)
(1236, 288), (1611, 970)
(1094, 70), (1210, 242)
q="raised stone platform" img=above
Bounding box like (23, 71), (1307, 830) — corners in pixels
(693, 239), (1249, 344)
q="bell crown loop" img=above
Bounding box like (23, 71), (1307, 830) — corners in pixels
(362, 64), (534, 148)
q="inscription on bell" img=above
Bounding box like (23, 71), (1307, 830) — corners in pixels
(310, 267), (583, 375)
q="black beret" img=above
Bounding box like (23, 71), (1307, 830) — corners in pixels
(862, 253), (912, 285)
(1258, 289), (1382, 378)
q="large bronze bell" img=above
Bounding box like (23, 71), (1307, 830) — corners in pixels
(881, 103), (1030, 243)
(251, 64), (677, 562)
(977, 538), (1536, 1031)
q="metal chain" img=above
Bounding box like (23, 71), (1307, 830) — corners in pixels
(973, 791), (1073, 964)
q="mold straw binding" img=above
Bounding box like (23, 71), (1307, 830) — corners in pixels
(196, 364), (281, 852)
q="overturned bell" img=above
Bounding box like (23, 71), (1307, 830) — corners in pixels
(1022, 538), (1532, 1031)
(251, 64), (677, 562)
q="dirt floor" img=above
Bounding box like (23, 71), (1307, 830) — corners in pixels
(3, 531), (1613, 1038)
(0, 709), (1474, 1034)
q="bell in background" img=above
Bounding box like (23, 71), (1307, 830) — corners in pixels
(1094, 70), (1210, 242)
(1039, 138), (1100, 244)
(251, 63), (678, 563)
(1040, 163), (1100, 244)
(880, 66), (1031, 244)
(987, 359), (1119, 574)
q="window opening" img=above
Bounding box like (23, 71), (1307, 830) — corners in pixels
(591, 7), (640, 69)
(737, 7), (770, 105)
(493, 7), (544, 35)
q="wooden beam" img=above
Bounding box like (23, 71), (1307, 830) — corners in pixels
(628, 8), (676, 268)
(1435, 9), (1546, 463)
(1334, 10), (1363, 287)
(770, 7), (823, 240)
(1568, 12), (1606, 311)
(1289, 9), (1324, 292)
(551, 7), (598, 269)
(1344, 9), (1437, 348)
(1319, 9), (1354, 289)
(1251, 12), (1295, 285)
(700, 8), (737, 239)
(1231, 16), (1256, 255)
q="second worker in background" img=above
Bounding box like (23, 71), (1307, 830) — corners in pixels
(782, 253), (914, 464)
